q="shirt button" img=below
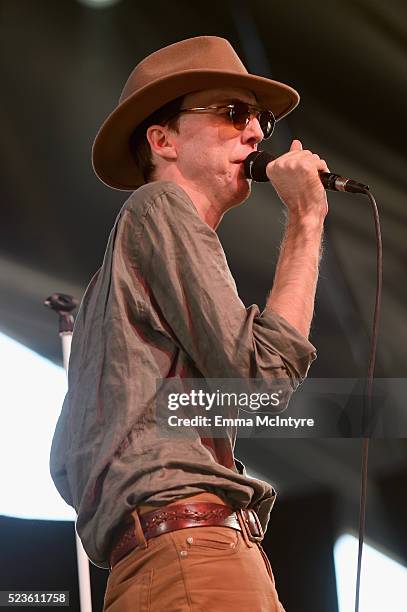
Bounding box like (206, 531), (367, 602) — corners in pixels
(180, 550), (188, 557)
(186, 537), (194, 544)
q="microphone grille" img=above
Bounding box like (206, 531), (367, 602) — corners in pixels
(244, 151), (274, 182)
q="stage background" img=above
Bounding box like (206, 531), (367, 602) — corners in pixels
(1, 1), (406, 610)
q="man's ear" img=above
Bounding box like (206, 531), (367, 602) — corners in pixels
(146, 125), (178, 161)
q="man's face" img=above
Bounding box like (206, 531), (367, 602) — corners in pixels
(170, 87), (265, 209)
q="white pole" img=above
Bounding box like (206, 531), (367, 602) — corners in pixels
(75, 531), (93, 612)
(60, 331), (93, 612)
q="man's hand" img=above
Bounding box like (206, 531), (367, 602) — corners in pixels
(266, 139), (329, 225)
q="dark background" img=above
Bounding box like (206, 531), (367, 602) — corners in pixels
(1, 1), (406, 610)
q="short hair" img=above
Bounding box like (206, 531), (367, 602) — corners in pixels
(129, 96), (185, 183)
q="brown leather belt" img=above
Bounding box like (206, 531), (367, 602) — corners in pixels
(109, 502), (264, 569)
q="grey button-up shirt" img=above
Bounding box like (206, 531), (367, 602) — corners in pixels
(50, 181), (316, 568)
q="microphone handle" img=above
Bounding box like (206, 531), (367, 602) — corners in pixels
(319, 172), (369, 194)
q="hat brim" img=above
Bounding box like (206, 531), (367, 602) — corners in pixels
(92, 69), (300, 191)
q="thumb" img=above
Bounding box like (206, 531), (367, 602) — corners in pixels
(290, 139), (303, 152)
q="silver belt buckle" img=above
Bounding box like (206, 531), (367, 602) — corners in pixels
(243, 509), (264, 542)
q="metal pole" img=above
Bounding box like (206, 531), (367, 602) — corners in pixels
(45, 293), (93, 612)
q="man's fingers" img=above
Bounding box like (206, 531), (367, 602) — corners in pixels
(319, 159), (330, 173)
(267, 139), (329, 220)
(290, 139), (303, 152)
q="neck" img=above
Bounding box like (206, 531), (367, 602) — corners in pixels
(156, 167), (226, 230)
(177, 183), (225, 230)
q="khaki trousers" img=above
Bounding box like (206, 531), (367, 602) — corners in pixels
(103, 500), (286, 612)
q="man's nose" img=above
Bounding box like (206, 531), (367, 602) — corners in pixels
(241, 116), (263, 145)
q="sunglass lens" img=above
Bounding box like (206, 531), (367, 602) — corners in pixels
(259, 110), (275, 139)
(230, 103), (275, 139)
(231, 103), (251, 130)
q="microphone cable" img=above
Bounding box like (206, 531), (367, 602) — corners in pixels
(354, 187), (382, 612)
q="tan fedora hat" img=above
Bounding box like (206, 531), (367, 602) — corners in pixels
(92, 36), (300, 191)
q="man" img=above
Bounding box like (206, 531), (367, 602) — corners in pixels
(50, 36), (328, 611)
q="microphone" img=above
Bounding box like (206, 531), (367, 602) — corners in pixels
(244, 151), (369, 194)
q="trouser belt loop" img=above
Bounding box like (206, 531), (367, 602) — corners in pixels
(130, 509), (148, 550)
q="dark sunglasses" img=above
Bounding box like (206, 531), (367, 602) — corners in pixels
(177, 101), (276, 139)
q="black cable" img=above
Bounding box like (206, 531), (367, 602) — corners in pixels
(354, 188), (382, 612)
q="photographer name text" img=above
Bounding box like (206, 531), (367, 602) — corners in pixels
(167, 415), (314, 429)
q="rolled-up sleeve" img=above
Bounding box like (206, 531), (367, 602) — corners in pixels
(131, 185), (316, 388)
